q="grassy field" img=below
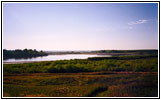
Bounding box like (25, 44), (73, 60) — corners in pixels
(3, 72), (158, 97)
(3, 55), (158, 74)
(3, 55), (158, 97)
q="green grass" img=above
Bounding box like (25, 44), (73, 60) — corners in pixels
(3, 55), (158, 74)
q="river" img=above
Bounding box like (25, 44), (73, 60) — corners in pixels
(3, 54), (111, 64)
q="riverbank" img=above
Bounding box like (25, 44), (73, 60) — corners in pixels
(3, 52), (148, 64)
(3, 55), (158, 74)
(3, 61), (51, 64)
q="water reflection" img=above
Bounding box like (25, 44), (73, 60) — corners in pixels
(3, 54), (111, 63)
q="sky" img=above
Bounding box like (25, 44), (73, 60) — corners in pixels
(3, 3), (158, 51)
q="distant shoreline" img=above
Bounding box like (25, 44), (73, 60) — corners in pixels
(3, 61), (47, 64)
(2, 52), (152, 64)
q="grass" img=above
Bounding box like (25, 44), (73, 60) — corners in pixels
(85, 85), (108, 97)
(3, 55), (158, 74)
(3, 72), (158, 97)
(3, 54), (158, 97)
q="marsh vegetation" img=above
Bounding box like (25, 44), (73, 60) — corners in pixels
(3, 50), (158, 97)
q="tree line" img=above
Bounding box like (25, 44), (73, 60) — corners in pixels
(3, 49), (48, 60)
(94, 50), (158, 54)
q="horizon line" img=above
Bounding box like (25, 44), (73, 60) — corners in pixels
(3, 48), (158, 51)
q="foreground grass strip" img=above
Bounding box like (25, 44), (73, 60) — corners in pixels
(3, 72), (158, 97)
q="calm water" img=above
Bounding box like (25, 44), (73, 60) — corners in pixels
(3, 54), (111, 63)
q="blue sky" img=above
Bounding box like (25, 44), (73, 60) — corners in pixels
(3, 3), (158, 50)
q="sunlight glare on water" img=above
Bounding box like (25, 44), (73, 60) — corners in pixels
(3, 54), (111, 63)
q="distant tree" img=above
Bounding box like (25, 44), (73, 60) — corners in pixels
(3, 49), (48, 60)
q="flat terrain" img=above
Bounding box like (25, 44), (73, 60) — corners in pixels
(3, 54), (158, 97)
(3, 72), (158, 97)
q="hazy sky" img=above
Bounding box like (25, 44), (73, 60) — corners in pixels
(3, 3), (158, 50)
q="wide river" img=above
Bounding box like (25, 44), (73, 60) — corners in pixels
(3, 54), (111, 63)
